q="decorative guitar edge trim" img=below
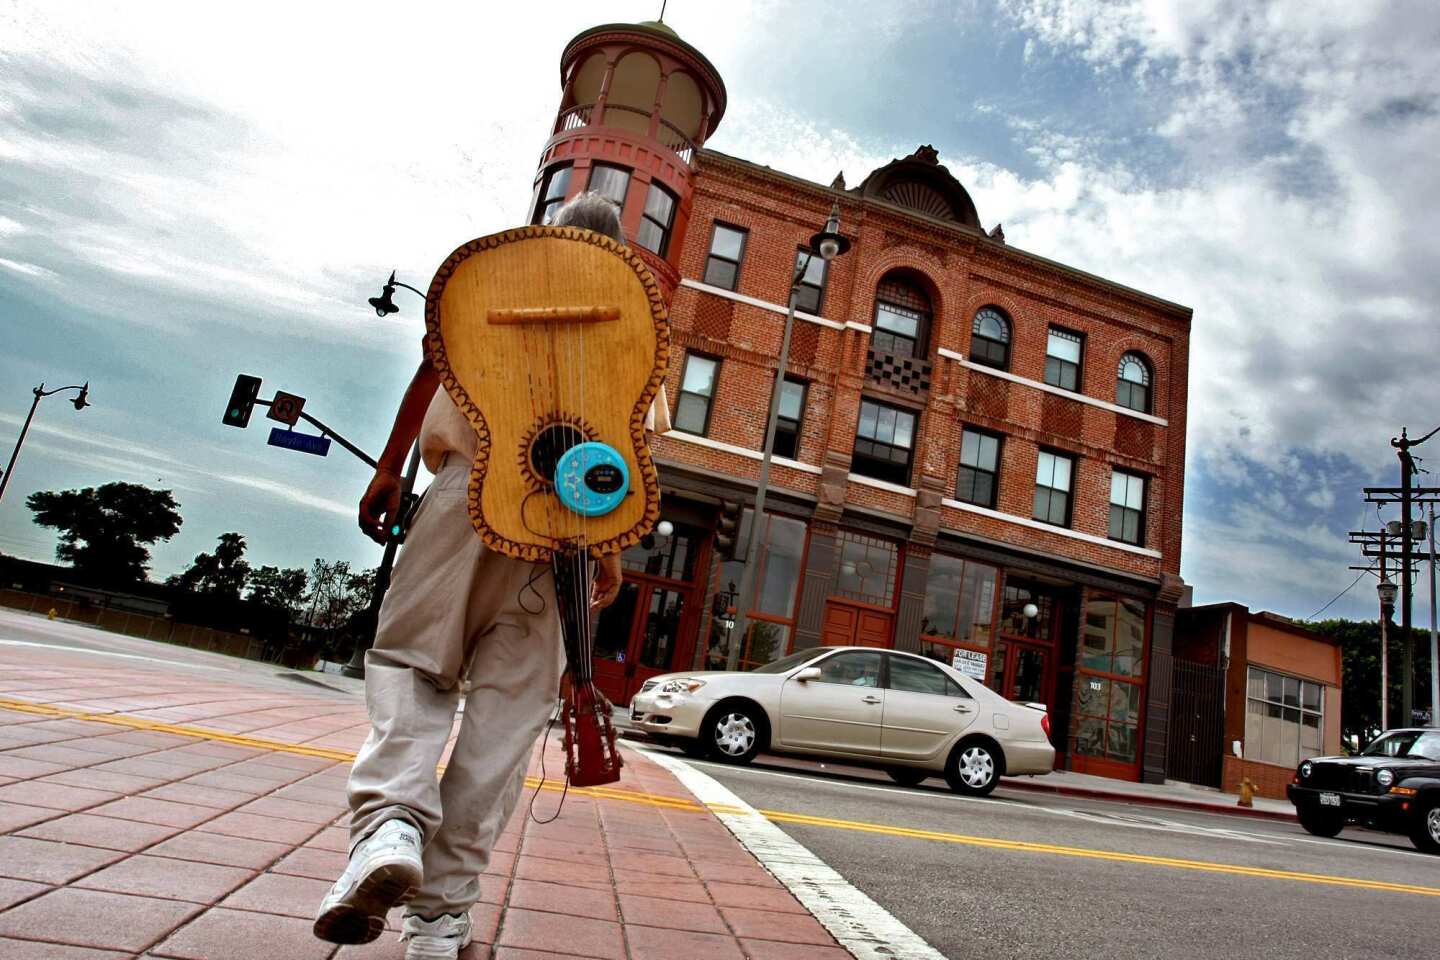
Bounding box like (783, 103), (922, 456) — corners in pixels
(423, 225), (671, 563)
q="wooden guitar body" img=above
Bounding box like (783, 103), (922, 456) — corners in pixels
(423, 225), (670, 788)
(423, 225), (669, 562)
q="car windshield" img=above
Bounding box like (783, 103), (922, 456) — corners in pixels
(752, 648), (828, 674)
(1359, 730), (1440, 760)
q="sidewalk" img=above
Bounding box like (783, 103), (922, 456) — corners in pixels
(0, 643), (851, 960)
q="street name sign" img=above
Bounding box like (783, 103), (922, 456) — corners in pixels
(266, 390), (306, 427)
(267, 427), (331, 457)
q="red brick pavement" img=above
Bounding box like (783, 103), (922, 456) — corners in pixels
(0, 644), (850, 959)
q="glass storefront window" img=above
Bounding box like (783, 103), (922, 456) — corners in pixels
(920, 554), (997, 648)
(704, 510), (805, 671)
(622, 525), (699, 581)
(1073, 595), (1149, 769)
(1244, 665), (1324, 766)
(999, 580), (1055, 642)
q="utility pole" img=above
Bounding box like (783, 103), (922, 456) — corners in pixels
(1392, 425), (1440, 725)
(1430, 501), (1438, 724)
(1380, 530), (1390, 733)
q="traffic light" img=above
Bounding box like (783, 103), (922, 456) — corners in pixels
(389, 492), (421, 544)
(223, 374), (262, 428)
(714, 500), (744, 561)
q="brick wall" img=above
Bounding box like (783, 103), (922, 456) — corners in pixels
(660, 150), (1191, 583)
(1223, 755), (1296, 801)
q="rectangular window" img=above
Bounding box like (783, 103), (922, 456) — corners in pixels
(920, 554), (998, 649)
(674, 354), (719, 436)
(636, 182), (677, 256)
(852, 399), (916, 486)
(708, 510), (809, 671)
(792, 248), (828, 315)
(1245, 666), (1325, 767)
(1109, 470), (1147, 546)
(532, 165), (572, 225)
(1044, 328), (1084, 392)
(772, 377), (806, 460)
(587, 164), (631, 209)
(956, 428), (1002, 508)
(1032, 450), (1074, 527)
(702, 223), (747, 290)
(873, 302), (924, 358)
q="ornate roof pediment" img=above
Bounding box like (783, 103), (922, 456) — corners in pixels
(855, 145), (981, 229)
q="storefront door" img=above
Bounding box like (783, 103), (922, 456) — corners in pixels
(592, 577), (697, 705)
(821, 599), (893, 648)
(990, 639), (1052, 705)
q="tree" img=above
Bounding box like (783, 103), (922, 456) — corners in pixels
(170, 532), (251, 599)
(1308, 618), (1434, 746)
(246, 565), (310, 620)
(27, 482), (183, 583)
(305, 559), (376, 629)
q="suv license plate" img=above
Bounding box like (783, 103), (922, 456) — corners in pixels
(1319, 792), (1341, 807)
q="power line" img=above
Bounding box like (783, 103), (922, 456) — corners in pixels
(1306, 563), (1376, 621)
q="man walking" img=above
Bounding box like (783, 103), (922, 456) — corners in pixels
(314, 194), (655, 959)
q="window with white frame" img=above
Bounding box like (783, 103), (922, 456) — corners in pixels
(1245, 666), (1324, 766)
(675, 354), (719, 435)
(956, 428), (1002, 508)
(703, 223), (747, 290)
(1109, 470), (1147, 546)
(1032, 450), (1074, 527)
(636, 182), (677, 256)
(1045, 328), (1084, 392)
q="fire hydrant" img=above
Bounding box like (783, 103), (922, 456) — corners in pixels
(1237, 777), (1255, 808)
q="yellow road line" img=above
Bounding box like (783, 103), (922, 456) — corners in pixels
(0, 697), (701, 810)
(747, 808), (1440, 898)
(6, 696), (1436, 898)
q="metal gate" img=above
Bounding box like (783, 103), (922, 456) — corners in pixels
(1167, 658), (1226, 788)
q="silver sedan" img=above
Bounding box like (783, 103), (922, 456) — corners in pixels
(628, 645), (1054, 796)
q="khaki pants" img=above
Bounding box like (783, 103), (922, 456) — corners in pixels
(346, 459), (563, 916)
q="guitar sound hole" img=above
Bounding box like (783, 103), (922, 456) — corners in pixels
(530, 424), (586, 485)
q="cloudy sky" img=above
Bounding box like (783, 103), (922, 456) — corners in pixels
(1, 0), (1437, 624)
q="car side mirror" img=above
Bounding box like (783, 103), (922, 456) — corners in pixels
(794, 667), (821, 682)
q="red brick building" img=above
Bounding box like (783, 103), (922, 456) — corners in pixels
(532, 20), (1191, 782)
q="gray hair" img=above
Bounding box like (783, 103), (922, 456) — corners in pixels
(552, 191), (626, 245)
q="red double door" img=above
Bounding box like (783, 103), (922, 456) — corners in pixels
(591, 572), (702, 705)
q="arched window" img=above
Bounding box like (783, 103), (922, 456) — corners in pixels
(872, 272), (932, 359)
(970, 307), (1011, 370)
(1116, 352), (1152, 413)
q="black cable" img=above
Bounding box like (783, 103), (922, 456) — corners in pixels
(526, 698), (570, 824)
(1305, 562), (1376, 621)
(518, 562), (548, 616)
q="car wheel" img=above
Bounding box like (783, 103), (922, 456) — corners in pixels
(704, 706), (761, 765)
(945, 740), (1000, 796)
(887, 768), (928, 788)
(1296, 807), (1344, 838)
(1408, 799), (1440, 854)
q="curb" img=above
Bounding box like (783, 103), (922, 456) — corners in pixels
(999, 776), (1298, 821)
(618, 726), (1297, 823)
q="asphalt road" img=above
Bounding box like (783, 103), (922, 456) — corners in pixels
(8, 608), (1437, 958)
(633, 743), (1440, 960)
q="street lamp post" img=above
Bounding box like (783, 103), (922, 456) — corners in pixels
(727, 205), (850, 670)
(341, 272), (426, 679)
(0, 381), (90, 506)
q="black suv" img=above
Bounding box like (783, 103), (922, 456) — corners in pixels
(1287, 727), (1440, 853)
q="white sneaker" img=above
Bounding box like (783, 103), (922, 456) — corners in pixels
(401, 912), (473, 960)
(313, 819), (424, 944)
